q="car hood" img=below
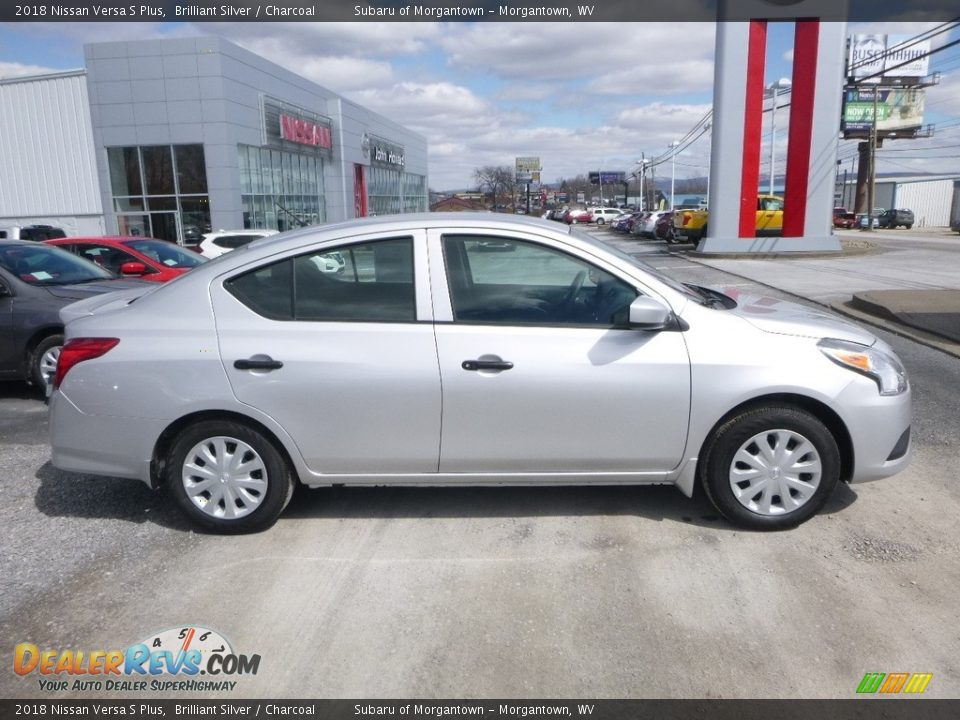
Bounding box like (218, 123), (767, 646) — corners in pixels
(722, 289), (877, 346)
(44, 279), (152, 301)
(58, 284), (156, 325)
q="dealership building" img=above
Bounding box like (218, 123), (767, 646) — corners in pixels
(0, 36), (428, 243)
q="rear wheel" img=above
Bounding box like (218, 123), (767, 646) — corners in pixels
(699, 406), (840, 530)
(166, 420), (294, 533)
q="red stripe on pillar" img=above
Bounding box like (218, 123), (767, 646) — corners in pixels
(739, 20), (767, 238)
(783, 20), (819, 237)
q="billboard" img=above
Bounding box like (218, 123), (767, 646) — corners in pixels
(516, 156), (541, 183)
(842, 86), (926, 137)
(847, 35), (930, 82)
(589, 171), (626, 185)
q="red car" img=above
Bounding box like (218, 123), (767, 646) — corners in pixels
(833, 212), (857, 229)
(46, 236), (206, 283)
(564, 208), (593, 224)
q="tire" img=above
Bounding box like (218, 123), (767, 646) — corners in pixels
(905, 225), (912, 230)
(30, 334), (64, 389)
(698, 406), (840, 530)
(166, 419), (295, 534)
(597, 218), (605, 225)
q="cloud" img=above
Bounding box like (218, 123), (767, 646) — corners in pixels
(0, 61), (63, 79)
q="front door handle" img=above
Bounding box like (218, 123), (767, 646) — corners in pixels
(462, 359), (514, 372)
(234, 357), (283, 371)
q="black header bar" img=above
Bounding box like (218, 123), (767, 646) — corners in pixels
(4, 1), (960, 23)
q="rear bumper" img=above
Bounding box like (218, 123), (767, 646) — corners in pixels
(49, 391), (160, 486)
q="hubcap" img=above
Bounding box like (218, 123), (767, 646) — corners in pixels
(728, 429), (822, 516)
(39, 345), (61, 385)
(182, 436), (268, 520)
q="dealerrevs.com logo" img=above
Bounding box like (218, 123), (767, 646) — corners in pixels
(13, 626), (260, 693)
(857, 672), (933, 695)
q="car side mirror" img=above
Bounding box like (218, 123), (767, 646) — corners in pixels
(0, 284), (10, 298)
(628, 296), (672, 331)
(120, 261), (147, 276)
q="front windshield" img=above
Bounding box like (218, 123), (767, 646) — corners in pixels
(568, 227), (705, 303)
(0, 244), (114, 286)
(122, 239), (206, 269)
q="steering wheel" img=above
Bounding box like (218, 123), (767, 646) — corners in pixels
(558, 270), (587, 312)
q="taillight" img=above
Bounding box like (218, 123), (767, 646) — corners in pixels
(53, 338), (119, 389)
(682, 212), (691, 226)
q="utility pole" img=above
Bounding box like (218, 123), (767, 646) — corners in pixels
(865, 88), (878, 231)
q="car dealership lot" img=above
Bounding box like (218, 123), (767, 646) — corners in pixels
(1, 237), (959, 699)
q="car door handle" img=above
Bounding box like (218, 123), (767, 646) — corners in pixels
(462, 359), (514, 372)
(234, 357), (283, 371)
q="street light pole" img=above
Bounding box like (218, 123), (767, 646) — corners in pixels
(669, 141), (680, 209)
(766, 78), (791, 196)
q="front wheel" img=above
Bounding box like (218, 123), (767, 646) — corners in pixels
(597, 218), (605, 225)
(166, 420), (294, 533)
(699, 406), (840, 530)
(30, 334), (64, 389)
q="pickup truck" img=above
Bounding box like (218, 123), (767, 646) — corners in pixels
(674, 195), (784, 243)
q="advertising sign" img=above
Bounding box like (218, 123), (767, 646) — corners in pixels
(263, 98), (333, 156)
(842, 86), (925, 137)
(847, 35), (930, 82)
(589, 171), (626, 185)
(516, 156), (541, 183)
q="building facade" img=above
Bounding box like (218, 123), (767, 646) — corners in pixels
(1, 37), (428, 244)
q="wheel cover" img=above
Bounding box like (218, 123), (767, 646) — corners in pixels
(181, 436), (268, 520)
(39, 345), (61, 385)
(728, 429), (822, 516)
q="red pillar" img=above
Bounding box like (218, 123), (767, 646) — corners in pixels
(738, 20), (768, 238)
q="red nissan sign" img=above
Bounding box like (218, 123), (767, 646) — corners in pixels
(279, 114), (332, 149)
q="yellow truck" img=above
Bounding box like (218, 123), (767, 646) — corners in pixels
(673, 195), (784, 243)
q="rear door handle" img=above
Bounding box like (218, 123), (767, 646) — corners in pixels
(234, 357), (283, 371)
(462, 359), (514, 372)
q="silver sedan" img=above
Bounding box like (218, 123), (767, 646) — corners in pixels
(49, 214), (911, 533)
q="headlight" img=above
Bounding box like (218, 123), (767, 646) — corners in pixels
(818, 338), (908, 396)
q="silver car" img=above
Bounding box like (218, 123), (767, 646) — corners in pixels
(49, 214), (911, 533)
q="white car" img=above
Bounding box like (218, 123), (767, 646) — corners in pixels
(49, 213), (910, 533)
(199, 229), (279, 259)
(587, 207), (625, 225)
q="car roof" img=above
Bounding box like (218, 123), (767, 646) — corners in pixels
(50, 236), (162, 243)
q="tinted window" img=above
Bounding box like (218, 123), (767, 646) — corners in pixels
(74, 244), (145, 274)
(442, 235), (637, 326)
(226, 237), (415, 323)
(123, 239), (204, 268)
(213, 234), (261, 249)
(0, 244), (113, 285)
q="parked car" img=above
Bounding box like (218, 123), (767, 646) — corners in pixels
(199, 229), (279, 259)
(0, 224), (66, 241)
(675, 195), (783, 243)
(588, 207), (625, 225)
(632, 211), (666, 238)
(564, 208), (593, 224)
(49, 214), (911, 533)
(877, 209), (914, 229)
(0, 240), (149, 388)
(857, 214), (880, 229)
(655, 211), (678, 243)
(833, 212), (857, 230)
(47, 236), (206, 283)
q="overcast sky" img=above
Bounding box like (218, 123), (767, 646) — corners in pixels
(1, 21), (958, 191)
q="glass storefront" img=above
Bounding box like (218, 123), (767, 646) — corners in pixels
(108, 144), (210, 246)
(238, 145), (326, 231)
(368, 166), (428, 217)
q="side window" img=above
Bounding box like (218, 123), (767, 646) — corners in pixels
(215, 234), (259, 249)
(226, 237), (416, 323)
(442, 235), (637, 327)
(78, 245), (144, 274)
(761, 198), (784, 212)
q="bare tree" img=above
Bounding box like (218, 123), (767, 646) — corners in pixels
(473, 165), (515, 210)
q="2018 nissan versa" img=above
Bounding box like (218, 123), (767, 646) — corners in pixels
(48, 214), (911, 533)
